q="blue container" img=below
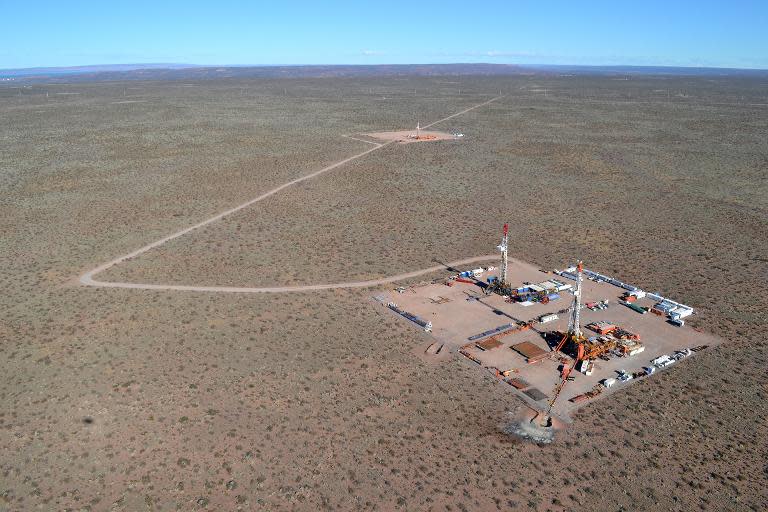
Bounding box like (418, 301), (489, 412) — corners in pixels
(547, 293), (560, 301)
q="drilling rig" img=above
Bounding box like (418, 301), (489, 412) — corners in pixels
(541, 261), (588, 420)
(485, 224), (511, 296)
(553, 260), (587, 359)
(499, 223), (509, 288)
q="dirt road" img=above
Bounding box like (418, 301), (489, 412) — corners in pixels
(79, 96), (502, 293)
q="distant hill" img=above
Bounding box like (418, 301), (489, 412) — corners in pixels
(526, 64), (768, 77)
(0, 63), (201, 78)
(0, 63), (533, 83)
(1, 63), (766, 83)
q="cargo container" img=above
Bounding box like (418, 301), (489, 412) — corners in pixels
(546, 292), (560, 301)
(657, 300), (678, 310)
(577, 359), (594, 376)
(670, 306), (693, 319)
(669, 318), (685, 327)
(587, 321), (616, 334)
(539, 313), (559, 324)
(603, 378), (616, 388)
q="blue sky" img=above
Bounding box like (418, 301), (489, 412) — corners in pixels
(2, 0), (767, 69)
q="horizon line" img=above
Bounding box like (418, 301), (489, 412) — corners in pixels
(3, 62), (768, 74)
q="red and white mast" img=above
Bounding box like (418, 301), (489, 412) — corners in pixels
(498, 223), (509, 287)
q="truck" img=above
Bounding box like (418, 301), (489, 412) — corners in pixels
(651, 355), (674, 368)
(620, 300), (647, 315)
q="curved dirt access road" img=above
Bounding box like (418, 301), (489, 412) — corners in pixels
(79, 96), (503, 294)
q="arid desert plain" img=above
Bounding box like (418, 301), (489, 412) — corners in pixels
(2, 75), (767, 510)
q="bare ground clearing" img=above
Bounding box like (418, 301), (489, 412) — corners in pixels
(365, 129), (456, 143)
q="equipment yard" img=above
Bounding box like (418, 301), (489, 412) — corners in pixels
(380, 255), (721, 420)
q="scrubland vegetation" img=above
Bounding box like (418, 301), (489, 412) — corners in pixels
(1, 76), (766, 510)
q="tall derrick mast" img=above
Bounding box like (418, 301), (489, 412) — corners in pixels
(484, 223), (510, 296)
(567, 260), (583, 339)
(484, 224), (511, 297)
(554, 260), (586, 358)
(498, 223), (509, 287)
(544, 261), (587, 420)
